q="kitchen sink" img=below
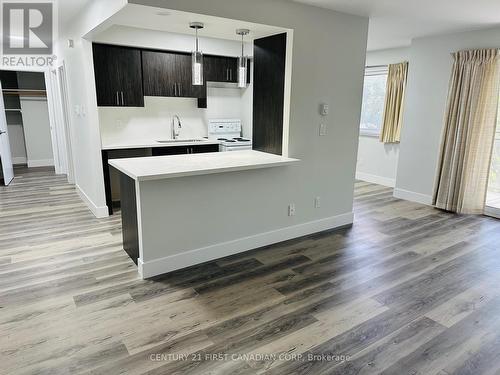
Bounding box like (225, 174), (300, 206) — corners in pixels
(156, 139), (208, 143)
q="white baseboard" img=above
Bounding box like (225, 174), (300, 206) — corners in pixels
(12, 156), (27, 165)
(27, 159), (54, 168)
(76, 184), (109, 218)
(138, 212), (354, 279)
(356, 172), (395, 188)
(393, 188), (433, 205)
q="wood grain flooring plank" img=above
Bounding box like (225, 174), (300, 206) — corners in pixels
(2, 169), (500, 374)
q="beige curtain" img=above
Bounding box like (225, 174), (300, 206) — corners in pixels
(433, 49), (500, 214)
(380, 62), (409, 143)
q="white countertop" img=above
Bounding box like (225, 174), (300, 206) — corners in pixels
(108, 150), (299, 181)
(101, 139), (220, 150)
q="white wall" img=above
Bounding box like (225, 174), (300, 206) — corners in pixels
(356, 47), (410, 187)
(5, 109), (26, 164)
(99, 89), (248, 147)
(113, 0), (369, 273)
(56, 0), (128, 217)
(20, 97), (54, 167)
(61, 0), (368, 243)
(395, 26), (500, 204)
(7, 123), (26, 164)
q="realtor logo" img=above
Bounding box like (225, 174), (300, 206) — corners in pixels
(2, 2), (53, 54)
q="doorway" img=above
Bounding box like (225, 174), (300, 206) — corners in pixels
(0, 68), (71, 186)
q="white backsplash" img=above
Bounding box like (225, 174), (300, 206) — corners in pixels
(99, 87), (250, 147)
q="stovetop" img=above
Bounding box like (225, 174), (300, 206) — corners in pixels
(217, 137), (252, 144)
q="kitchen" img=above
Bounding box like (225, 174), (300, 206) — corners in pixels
(89, 6), (298, 278)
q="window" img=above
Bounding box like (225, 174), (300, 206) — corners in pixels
(359, 66), (388, 137)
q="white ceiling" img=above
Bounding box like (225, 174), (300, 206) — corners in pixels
(293, 0), (500, 50)
(97, 4), (288, 42)
(58, 0), (92, 29)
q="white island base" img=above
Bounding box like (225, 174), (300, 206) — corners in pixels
(109, 150), (353, 279)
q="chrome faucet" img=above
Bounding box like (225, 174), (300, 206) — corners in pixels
(172, 115), (182, 139)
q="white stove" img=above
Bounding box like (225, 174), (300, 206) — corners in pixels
(208, 119), (252, 152)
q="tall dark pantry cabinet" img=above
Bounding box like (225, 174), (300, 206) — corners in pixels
(252, 33), (287, 155)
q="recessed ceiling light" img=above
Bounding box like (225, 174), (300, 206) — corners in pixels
(156, 11), (170, 16)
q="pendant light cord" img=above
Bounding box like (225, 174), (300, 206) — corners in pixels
(241, 34), (244, 58)
(195, 28), (199, 53)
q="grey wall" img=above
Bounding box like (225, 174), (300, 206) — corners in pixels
(132, 0), (368, 214)
(121, 0), (368, 268)
(60, 0), (368, 220)
(20, 97), (53, 167)
(357, 47), (410, 187)
(17, 72), (53, 167)
(395, 26), (500, 203)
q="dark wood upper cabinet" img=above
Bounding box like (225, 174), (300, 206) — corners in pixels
(92, 44), (144, 107)
(142, 50), (177, 97)
(175, 53), (206, 98)
(205, 55), (239, 83)
(253, 33), (287, 155)
(142, 50), (206, 99)
(92, 44), (252, 109)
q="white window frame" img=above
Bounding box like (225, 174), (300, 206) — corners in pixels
(359, 65), (388, 137)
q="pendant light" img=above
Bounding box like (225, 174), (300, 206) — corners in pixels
(190, 22), (204, 86)
(236, 29), (250, 88)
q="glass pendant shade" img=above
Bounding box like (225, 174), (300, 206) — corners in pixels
(192, 50), (203, 86)
(190, 22), (204, 86)
(238, 55), (248, 88)
(236, 29), (250, 88)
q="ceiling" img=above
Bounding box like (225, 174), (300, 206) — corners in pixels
(293, 0), (500, 50)
(99, 4), (288, 41)
(58, 0), (92, 30)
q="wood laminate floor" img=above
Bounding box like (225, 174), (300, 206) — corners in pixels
(1, 167), (500, 374)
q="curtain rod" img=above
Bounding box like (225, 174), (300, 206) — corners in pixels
(365, 64), (388, 68)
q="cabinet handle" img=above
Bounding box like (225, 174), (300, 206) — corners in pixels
(178, 83), (181, 97)
(229, 69), (232, 81)
(116, 91), (119, 106)
(121, 91), (124, 106)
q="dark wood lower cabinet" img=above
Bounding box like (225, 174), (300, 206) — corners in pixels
(103, 144), (220, 215)
(120, 173), (139, 265)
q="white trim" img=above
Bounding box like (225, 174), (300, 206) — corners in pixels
(359, 131), (380, 138)
(12, 156), (27, 165)
(138, 212), (354, 279)
(44, 70), (62, 175)
(484, 206), (500, 219)
(27, 159), (54, 168)
(393, 188), (433, 205)
(356, 172), (395, 188)
(136, 180), (144, 263)
(76, 184), (109, 218)
(281, 29), (294, 157)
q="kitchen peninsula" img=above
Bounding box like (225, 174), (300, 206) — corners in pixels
(109, 150), (299, 278)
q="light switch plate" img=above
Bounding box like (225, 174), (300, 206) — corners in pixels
(315, 197), (321, 208)
(320, 103), (329, 116)
(319, 123), (327, 136)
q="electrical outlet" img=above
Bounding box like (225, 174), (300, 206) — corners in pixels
(288, 204), (296, 217)
(319, 123), (327, 136)
(315, 197), (321, 208)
